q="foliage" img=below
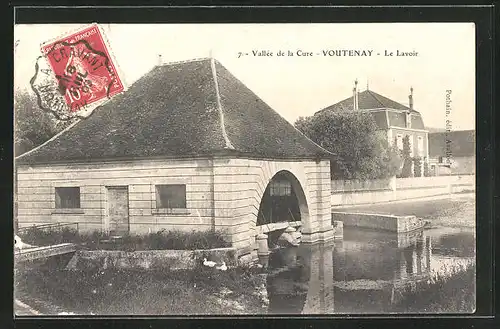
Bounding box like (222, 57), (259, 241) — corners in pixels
(295, 110), (400, 180)
(15, 265), (266, 315)
(122, 229), (231, 250)
(398, 135), (413, 178)
(18, 225), (81, 246)
(14, 89), (74, 156)
(423, 160), (431, 177)
(393, 263), (475, 313)
(17, 226), (230, 250)
(413, 156), (422, 177)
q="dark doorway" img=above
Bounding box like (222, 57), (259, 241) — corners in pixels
(257, 172), (302, 226)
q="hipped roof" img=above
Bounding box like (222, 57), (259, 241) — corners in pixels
(17, 58), (331, 164)
(316, 89), (426, 130)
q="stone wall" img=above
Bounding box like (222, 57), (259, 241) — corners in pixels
(331, 212), (425, 233)
(331, 174), (474, 206)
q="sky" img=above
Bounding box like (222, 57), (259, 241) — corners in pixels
(14, 23), (475, 130)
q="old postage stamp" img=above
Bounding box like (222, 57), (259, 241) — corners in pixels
(32, 24), (124, 119)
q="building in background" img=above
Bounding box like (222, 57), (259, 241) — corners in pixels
(428, 130), (475, 176)
(316, 81), (429, 176)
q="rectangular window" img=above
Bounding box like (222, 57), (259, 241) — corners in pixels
(156, 184), (186, 209)
(417, 136), (424, 156)
(269, 181), (292, 196)
(438, 156), (443, 163)
(55, 187), (81, 209)
(396, 134), (403, 150)
(408, 135), (414, 157)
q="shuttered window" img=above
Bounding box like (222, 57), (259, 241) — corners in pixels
(55, 187), (81, 209)
(156, 184), (186, 209)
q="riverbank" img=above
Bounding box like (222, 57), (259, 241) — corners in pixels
(392, 262), (475, 313)
(15, 265), (268, 315)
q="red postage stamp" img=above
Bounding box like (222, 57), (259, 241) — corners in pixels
(40, 24), (124, 113)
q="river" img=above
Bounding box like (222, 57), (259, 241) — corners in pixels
(265, 225), (475, 314)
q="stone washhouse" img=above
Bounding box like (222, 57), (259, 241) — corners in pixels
(15, 58), (335, 260)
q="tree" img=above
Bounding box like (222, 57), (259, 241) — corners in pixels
(14, 89), (73, 156)
(413, 156), (422, 177)
(423, 159), (431, 177)
(398, 135), (413, 178)
(295, 110), (401, 180)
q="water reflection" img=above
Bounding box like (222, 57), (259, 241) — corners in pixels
(266, 243), (335, 314)
(265, 227), (475, 314)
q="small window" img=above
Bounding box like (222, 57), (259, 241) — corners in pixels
(55, 187), (81, 209)
(408, 135), (414, 157)
(396, 134), (404, 150)
(406, 113), (411, 129)
(156, 184), (186, 209)
(417, 136), (424, 156)
(269, 180), (292, 196)
(438, 156), (443, 163)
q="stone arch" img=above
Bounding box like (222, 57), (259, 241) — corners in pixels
(257, 169), (310, 226)
(237, 159), (333, 252)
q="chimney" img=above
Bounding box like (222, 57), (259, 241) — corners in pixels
(409, 86), (414, 110)
(158, 54), (163, 65)
(353, 79), (359, 110)
(352, 86), (357, 110)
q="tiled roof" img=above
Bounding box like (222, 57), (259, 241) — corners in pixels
(316, 89), (426, 130)
(428, 130), (475, 157)
(17, 59), (330, 164)
(319, 90), (418, 113)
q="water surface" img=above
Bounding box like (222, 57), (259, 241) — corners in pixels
(266, 226), (475, 314)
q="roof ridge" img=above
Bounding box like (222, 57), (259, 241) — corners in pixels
(159, 57), (211, 67)
(213, 62), (331, 157)
(366, 90), (386, 108)
(210, 58), (235, 150)
(291, 124), (336, 157)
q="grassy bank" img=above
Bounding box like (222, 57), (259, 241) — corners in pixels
(17, 226), (231, 251)
(392, 263), (475, 313)
(15, 264), (268, 315)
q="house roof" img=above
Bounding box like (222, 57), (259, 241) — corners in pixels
(316, 89), (426, 130)
(17, 58), (331, 164)
(428, 130), (475, 157)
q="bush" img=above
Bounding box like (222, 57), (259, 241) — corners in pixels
(393, 263), (475, 313)
(18, 226), (80, 246)
(17, 226), (230, 250)
(413, 157), (422, 177)
(423, 161), (431, 177)
(398, 135), (413, 178)
(118, 230), (231, 250)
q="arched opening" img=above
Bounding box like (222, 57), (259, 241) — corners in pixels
(257, 170), (308, 226)
(256, 170), (309, 246)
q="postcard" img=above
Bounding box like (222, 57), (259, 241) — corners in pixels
(14, 22), (476, 316)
